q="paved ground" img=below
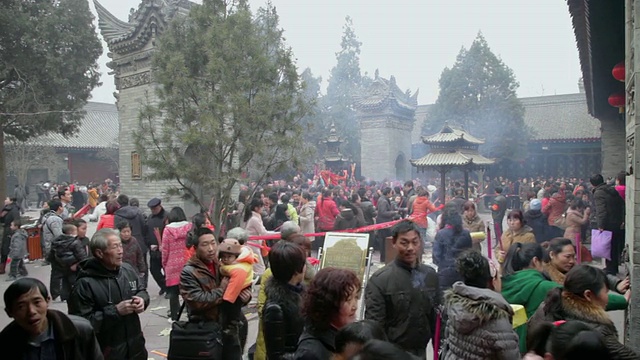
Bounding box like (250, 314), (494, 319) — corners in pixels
(0, 209), (625, 359)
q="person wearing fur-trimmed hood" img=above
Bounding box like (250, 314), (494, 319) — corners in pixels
(441, 250), (519, 360)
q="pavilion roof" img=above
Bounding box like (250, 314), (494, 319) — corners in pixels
(421, 124), (484, 145)
(410, 150), (494, 168)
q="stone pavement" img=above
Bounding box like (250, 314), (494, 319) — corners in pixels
(0, 209), (625, 359)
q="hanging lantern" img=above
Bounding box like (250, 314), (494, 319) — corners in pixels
(612, 62), (625, 82)
(608, 92), (625, 113)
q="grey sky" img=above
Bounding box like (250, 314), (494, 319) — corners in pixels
(90, 0), (581, 105)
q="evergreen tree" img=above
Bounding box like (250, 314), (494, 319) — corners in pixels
(423, 33), (529, 161)
(0, 0), (102, 198)
(134, 0), (311, 233)
(324, 16), (365, 169)
(299, 67), (326, 163)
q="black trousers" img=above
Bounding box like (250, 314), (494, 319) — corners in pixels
(49, 261), (65, 300)
(149, 250), (166, 292)
(606, 229), (626, 275)
(167, 285), (181, 321)
(377, 228), (391, 263)
(1, 230), (11, 263)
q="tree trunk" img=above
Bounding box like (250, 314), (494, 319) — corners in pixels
(0, 129), (6, 201)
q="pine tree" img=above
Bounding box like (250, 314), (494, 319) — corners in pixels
(0, 0), (102, 198)
(134, 0), (311, 233)
(423, 33), (529, 161)
(324, 16), (365, 169)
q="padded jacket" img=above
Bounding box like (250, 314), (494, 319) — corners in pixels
(263, 278), (304, 360)
(365, 259), (440, 357)
(69, 258), (149, 360)
(442, 282), (520, 360)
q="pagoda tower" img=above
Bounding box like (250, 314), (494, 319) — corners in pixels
(354, 72), (417, 180)
(410, 123), (494, 202)
(322, 123), (350, 171)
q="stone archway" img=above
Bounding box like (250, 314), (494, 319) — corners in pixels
(395, 153), (407, 180)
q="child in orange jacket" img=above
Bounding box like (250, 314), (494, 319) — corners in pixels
(218, 238), (257, 339)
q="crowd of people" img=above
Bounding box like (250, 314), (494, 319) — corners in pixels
(0, 170), (634, 359)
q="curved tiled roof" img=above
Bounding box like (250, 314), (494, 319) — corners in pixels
(519, 93), (601, 142)
(410, 150), (494, 168)
(421, 124), (484, 145)
(33, 102), (118, 149)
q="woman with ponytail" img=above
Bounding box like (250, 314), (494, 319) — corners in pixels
(500, 242), (560, 353)
(528, 264), (637, 359)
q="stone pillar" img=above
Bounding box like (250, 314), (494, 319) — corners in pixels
(600, 117), (626, 179)
(625, 0), (639, 349)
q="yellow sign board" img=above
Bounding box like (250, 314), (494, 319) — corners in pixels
(321, 232), (370, 282)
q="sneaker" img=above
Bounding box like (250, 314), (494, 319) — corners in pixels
(40, 260), (50, 266)
(159, 289), (166, 296)
(168, 318), (176, 324)
(5, 275), (17, 282)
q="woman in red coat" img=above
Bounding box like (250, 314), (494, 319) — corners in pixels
(314, 189), (339, 249)
(96, 200), (119, 230)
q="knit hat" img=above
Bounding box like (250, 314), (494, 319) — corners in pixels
(219, 238), (242, 255)
(529, 199), (542, 211)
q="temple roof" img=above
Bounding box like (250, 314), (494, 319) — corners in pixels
(354, 71), (418, 113)
(94, 0), (192, 53)
(421, 123), (484, 145)
(32, 102), (118, 150)
(520, 93), (601, 142)
(410, 150), (494, 168)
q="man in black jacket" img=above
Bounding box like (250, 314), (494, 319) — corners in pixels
(591, 174), (626, 275)
(0, 197), (20, 274)
(491, 187), (508, 235)
(69, 228), (150, 360)
(364, 220), (440, 358)
(0, 277), (104, 360)
(145, 197), (167, 296)
(376, 187), (398, 262)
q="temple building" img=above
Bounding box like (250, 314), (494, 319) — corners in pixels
(411, 91), (602, 180)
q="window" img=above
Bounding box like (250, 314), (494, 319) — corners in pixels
(131, 152), (142, 180)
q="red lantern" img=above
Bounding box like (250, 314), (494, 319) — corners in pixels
(608, 92), (625, 113)
(612, 62), (625, 82)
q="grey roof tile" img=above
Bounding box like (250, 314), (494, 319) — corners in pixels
(33, 102), (118, 149)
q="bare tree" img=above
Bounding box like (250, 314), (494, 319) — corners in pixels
(4, 138), (60, 187)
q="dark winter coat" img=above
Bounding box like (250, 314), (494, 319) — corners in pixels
(528, 291), (638, 360)
(69, 258), (150, 360)
(523, 210), (553, 243)
(491, 195), (507, 220)
(263, 278), (304, 360)
(333, 208), (364, 231)
(0, 202), (19, 229)
(442, 282), (520, 360)
(365, 259), (440, 357)
(0, 309), (104, 360)
(293, 324), (338, 360)
(8, 228), (28, 259)
(51, 234), (87, 267)
(376, 196), (396, 224)
(144, 207), (167, 247)
(434, 227), (473, 290)
(359, 197), (377, 225)
(592, 183), (625, 231)
(114, 206), (148, 253)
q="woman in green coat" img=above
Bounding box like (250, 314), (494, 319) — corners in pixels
(500, 242), (559, 353)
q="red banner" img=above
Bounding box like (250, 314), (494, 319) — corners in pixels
(248, 216), (417, 242)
